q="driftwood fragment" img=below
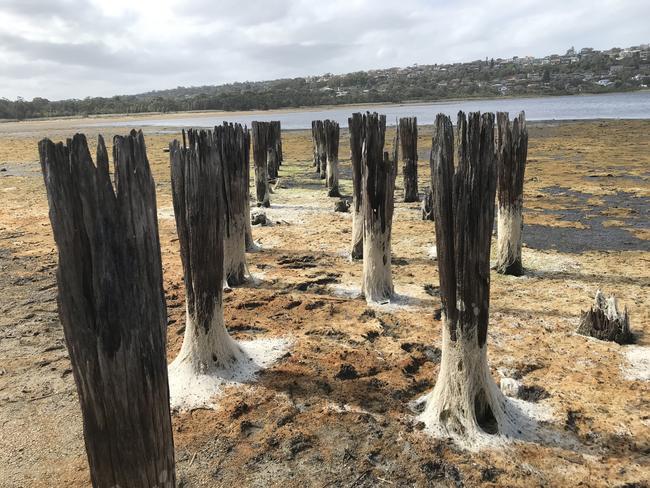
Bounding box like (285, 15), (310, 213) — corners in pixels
(577, 291), (633, 344)
(421, 187), (434, 221)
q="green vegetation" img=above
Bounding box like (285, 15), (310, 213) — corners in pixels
(1, 44), (648, 120)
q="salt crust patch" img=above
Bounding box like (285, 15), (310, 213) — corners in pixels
(157, 206), (175, 220)
(410, 391), (560, 452)
(248, 271), (266, 285)
(621, 346), (650, 381)
(371, 284), (433, 310)
(427, 245), (437, 260)
(160, 201), (334, 227)
(246, 240), (262, 252)
(169, 338), (290, 411)
(521, 248), (581, 274)
(329, 283), (362, 299)
(324, 402), (376, 417)
(328, 282), (432, 310)
(263, 203), (330, 225)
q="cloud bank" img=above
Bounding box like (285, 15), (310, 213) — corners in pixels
(0, 0), (648, 100)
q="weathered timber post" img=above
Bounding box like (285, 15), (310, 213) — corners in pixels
(318, 121), (327, 179)
(168, 129), (247, 410)
(267, 121), (281, 179)
(399, 117), (419, 202)
(311, 120), (327, 178)
(419, 112), (518, 443)
(349, 113), (364, 259)
(495, 111), (528, 276)
(243, 126), (256, 251)
(252, 121), (271, 207)
(217, 123), (251, 285)
(361, 113), (396, 303)
(39, 131), (175, 487)
(272, 120), (283, 168)
(324, 119), (341, 197)
(311, 120), (320, 170)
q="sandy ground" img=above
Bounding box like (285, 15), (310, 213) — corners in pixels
(0, 118), (648, 487)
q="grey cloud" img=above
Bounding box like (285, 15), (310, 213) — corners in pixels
(0, 0), (648, 100)
(0, 33), (194, 76)
(178, 0), (293, 25)
(1, 0), (136, 30)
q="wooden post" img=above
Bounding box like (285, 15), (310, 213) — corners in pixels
(168, 129), (246, 410)
(272, 120), (283, 168)
(252, 121), (270, 207)
(311, 120), (327, 178)
(243, 126), (255, 251)
(311, 120), (320, 170)
(495, 111), (528, 276)
(217, 122), (251, 285)
(349, 113), (364, 259)
(267, 121), (281, 179)
(399, 117), (419, 202)
(319, 121), (327, 179)
(420, 112), (519, 442)
(39, 131), (175, 487)
(324, 119), (341, 197)
(361, 113), (396, 303)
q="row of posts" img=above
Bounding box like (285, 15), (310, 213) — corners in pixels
(38, 110), (527, 486)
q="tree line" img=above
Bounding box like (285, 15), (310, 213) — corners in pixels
(3, 50), (648, 120)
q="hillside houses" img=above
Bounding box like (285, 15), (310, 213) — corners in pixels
(3, 43), (649, 120)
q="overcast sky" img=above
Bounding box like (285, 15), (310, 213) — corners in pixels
(1, 0), (648, 101)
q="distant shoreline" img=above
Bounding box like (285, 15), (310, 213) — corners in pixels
(2, 89), (649, 125)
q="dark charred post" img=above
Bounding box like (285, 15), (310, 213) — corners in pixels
(324, 119), (341, 197)
(399, 117), (419, 202)
(242, 126), (255, 251)
(361, 113), (396, 303)
(252, 121), (271, 207)
(311, 120), (327, 178)
(420, 112), (517, 441)
(267, 147), (278, 180)
(168, 129), (244, 410)
(311, 120), (320, 170)
(319, 121), (327, 179)
(421, 187), (434, 221)
(267, 121), (281, 179)
(272, 120), (283, 167)
(170, 129), (222, 336)
(349, 113), (364, 259)
(495, 111), (528, 276)
(39, 132), (175, 487)
(577, 291), (633, 344)
(217, 123), (250, 286)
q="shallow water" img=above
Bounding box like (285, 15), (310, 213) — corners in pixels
(524, 186), (650, 253)
(94, 91), (650, 130)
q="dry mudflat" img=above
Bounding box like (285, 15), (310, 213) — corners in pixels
(0, 117), (648, 487)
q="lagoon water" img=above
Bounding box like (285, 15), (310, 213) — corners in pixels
(100, 91), (650, 130)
